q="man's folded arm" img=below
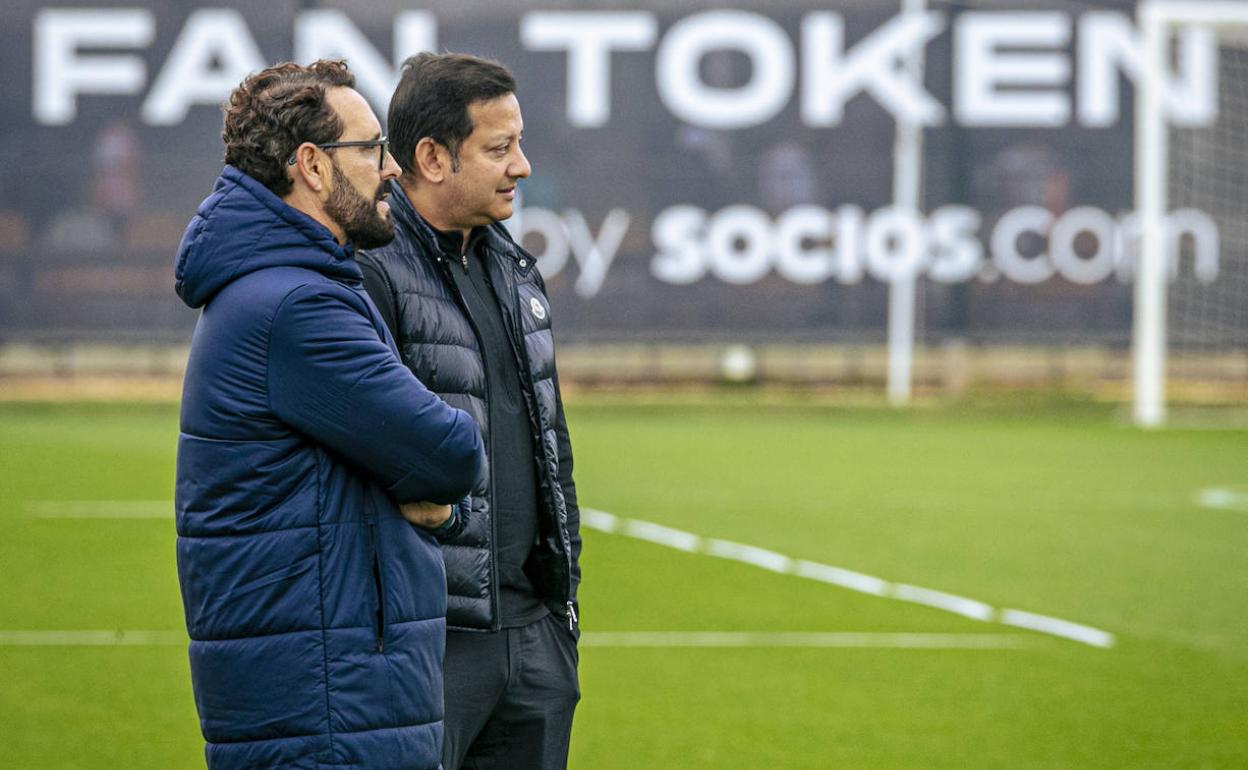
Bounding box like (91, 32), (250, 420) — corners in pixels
(267, 284), (484, 505)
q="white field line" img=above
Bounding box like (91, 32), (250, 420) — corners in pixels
(580, 508), (621, 533)
(26, 500), (172, 519)
(794, 559), (890, 596)
(20, 502), (1115, 649)
(705, 538), (792, 573)
(581, 508), (1116, 649)
(623, 519), (700, 552)
(0, 630), (185, 646)
(580, 632), (1038, 649)
(0, 629), (1035, 650)
(1196, 487), (1248, 513)
(892, 584), (995, 622)
(999, 610), (1116, 649)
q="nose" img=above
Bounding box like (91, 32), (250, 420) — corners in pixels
(510, 146), (531, 180)
(381, 150), (401, 181)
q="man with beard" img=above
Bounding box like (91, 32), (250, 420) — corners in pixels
(173, 59), (484, 770)
(359, 52), (581, 770)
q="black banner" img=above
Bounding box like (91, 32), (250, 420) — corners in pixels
(5, 0), (1239, 347)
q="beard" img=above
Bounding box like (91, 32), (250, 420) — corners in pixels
(325, 164), (395, 250)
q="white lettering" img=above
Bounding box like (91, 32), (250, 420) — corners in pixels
(1050, 206), (1117, 284)
(801, 11), (945, 127)
(991, 206), (1055, 284)
(706, 205), (773, 284)
(564, 208), (631, 298)
(645, 203), (1220, 288)
(522, 12), (657, 128)
(775, 205), (834, 284)
(1078, 12), (1217, 127)
(33, 9), (154, 125)
(656, 11), (794, 129)
(865, 207), (927, 282)
(927, 205), (983, 283)
(651, 206), (708, 285)
(141, 9), (264, 125)
(27, 9), (1227, 131)
(834, 206), (866, 285)
(956, 12), (1071, 127)
(1166, 209), (1220, 283)
(395, 12), (437, 64)
(295, 10), (399, 109)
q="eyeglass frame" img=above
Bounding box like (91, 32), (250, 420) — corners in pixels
(286, 136), (389, 170)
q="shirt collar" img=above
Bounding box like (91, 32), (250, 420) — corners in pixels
(431, 223), (486, 260)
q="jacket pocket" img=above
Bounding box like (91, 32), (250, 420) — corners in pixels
(366, 520), (386, 653)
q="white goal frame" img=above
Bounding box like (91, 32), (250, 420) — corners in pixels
(1134, 0), (1248, 427)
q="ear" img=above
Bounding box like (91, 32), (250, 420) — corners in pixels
(413, 137), (449, 183)
(290, 142), (331, 195)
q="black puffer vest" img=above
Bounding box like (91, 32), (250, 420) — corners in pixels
(358, 182), (578, 631)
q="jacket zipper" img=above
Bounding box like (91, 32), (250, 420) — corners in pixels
(491, 257), (577, 626)
(366, 520), (385, 652)
(436, 251), (502, 632)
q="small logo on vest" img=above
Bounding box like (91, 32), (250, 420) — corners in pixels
(530, 297), (547, 320)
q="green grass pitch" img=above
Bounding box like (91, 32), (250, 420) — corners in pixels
(0, 399), (1245, 768)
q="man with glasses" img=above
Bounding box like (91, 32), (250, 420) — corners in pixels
(174, 59), (483, 770)
(359, 52), (581, 770)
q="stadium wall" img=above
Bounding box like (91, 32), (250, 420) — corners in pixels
(3, 342), (1243, 404)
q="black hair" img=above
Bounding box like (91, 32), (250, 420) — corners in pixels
(388, 52), (516, 174)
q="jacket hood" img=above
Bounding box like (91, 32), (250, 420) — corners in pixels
(175, 165), (361, 308)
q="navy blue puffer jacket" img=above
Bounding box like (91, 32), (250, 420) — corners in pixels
(174, 166), (483, 770)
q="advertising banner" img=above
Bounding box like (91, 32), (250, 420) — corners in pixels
(0, 1), (1235, 344)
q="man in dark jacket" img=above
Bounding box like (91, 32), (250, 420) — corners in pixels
(174, 59), (483, 770)
(358, 53), (581, 770)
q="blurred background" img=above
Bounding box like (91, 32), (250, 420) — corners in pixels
(1, 0), (1243, 415)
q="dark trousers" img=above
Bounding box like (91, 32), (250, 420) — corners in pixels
(443, 614), (580, 770)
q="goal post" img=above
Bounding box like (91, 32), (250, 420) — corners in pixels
(887, 0), (927, 407)
(1134, 0), (1248, 427)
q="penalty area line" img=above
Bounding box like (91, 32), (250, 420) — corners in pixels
(1196, 487), (1248, 513)
(0, 629), (1036, 650)
(0, 630), (186, 646)
(581, 508), (1116, 650)
(26, 500), (172, 519)
(16, 504), (1116, 649)
(580, 631), (1040, 649)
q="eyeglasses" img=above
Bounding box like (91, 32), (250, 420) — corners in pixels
(286, 136), (389, 170)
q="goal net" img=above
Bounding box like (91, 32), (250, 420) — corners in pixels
(1135, 1), (1248, 426)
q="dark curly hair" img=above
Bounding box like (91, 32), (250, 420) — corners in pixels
(222, 60), (355, 197)
(389, 53), (515, 175)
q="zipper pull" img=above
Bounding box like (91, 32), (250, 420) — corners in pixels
(461, 252), (469, 272)
(566, 601), (578, 630)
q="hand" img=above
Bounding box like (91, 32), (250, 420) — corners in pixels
(399, 501), (453, 529)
